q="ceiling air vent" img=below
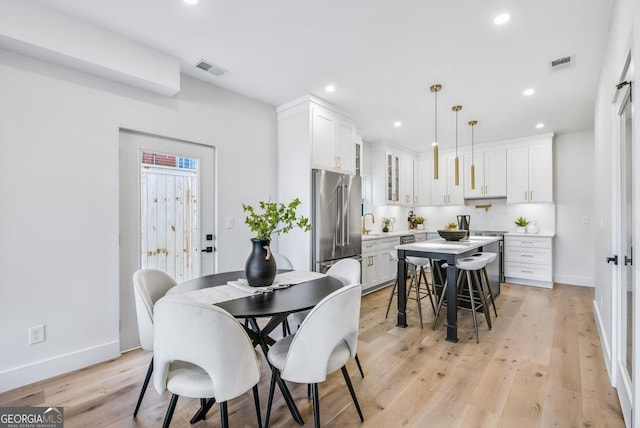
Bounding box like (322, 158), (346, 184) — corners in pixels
(549, 55), (574, 70)
(195, 60), (227, 76)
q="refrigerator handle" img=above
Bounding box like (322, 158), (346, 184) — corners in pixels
(342, 184), (350, 246)
(336, 184), (344, 247)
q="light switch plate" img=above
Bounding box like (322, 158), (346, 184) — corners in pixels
(225, 217), (234, 229)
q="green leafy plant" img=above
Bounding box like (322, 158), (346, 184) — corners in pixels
(243, 198), (312, 241)
(514, 216), (529, 227)
(414, 216), (425, 225)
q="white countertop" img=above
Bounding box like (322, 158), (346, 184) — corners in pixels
(396, 236), (502, 255)
(361, 229), (429, 241)
(505, 232), (555, 238)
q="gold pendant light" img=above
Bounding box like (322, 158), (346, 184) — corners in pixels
(430, 84), (442, 180)
(469, 120), (478, 190)
(452, 105), (462, 186)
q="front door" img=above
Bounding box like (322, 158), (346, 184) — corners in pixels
(119, 130), (215, 351)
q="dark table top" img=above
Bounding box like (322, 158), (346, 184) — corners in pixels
(167, 270), (344, 318)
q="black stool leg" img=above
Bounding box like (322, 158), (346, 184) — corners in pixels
(354, 353), (365, 378)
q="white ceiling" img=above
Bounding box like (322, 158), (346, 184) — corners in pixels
(35, 0), (614, 152)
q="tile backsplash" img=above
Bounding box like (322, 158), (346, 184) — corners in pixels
(370, 199), (555, 235)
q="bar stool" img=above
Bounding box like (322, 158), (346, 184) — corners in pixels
(433, 256), (492, 342)
(385, 251), (435, 328)
(471, 252), (498, 318)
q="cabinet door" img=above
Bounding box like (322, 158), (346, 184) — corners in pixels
(362, 252), (378, 289)
(506, 146), (529, 203)
(378, 249), (396, 283)
(484, 148), (507, 197)
(311, 107), (335, 171)
(446, 154), (464, 205)
(463, 152), (485, 198)
(416, 157), (431, 206)
(335, 119), (356, 174)
(385, 151), (400, 203)
(399, 155), (414, 205)
(528, 143), (553, 202)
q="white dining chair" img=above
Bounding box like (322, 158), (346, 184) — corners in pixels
(132, 268), (177, 417)
(272, 253), (294, 270)
(153, 299), (262, 428)
(290, 258), (365, 377)
(264, 283), (364, 428)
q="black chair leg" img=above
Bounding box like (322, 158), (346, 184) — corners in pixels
(253, 384), (263, 428)
(190, 398), (216, 424)
(162, 393), (179, 428)
(354, 354), (365, 378)
(134, 357), (153, 416)
(220, 401), (229, 428)
(341, 366), (364, 422)
(311, 383), (320, 428)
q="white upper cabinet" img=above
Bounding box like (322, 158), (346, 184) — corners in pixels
(463, 148), (507, 199)
(372, 144), (416, 206)
(311, 103), (356, 174)
(507, 139), (553, 203)
(431, 152), (464, 206)
(415, 154), (432, 206)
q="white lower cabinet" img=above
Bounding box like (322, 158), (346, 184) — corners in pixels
(361, 236), (400, 291)
(504, 235), (553, 288)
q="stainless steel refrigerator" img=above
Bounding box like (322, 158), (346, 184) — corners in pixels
(312, 169), (362, 273)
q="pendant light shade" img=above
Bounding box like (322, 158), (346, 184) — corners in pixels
(469, 120), (478, 190)
(452, 105), (462, 186)
(430, 84), (442, 180)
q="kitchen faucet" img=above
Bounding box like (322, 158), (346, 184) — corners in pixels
(362, 213), (375, 234)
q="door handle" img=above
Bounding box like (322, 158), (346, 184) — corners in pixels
(201, 246), (214, 253)
(606, 255), (618, 265)
(625, 256), (632, 266)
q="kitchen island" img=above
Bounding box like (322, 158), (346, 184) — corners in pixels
(395, 235), (502, 342)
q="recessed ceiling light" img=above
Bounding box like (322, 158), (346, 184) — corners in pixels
(494, 13), (510, 25)
(393, 121), (402, 128)
(325, 84), (335, 93)
(536, 123), (545, 129)
(523, 88), (535, 96)
(184, 0), (198, 4)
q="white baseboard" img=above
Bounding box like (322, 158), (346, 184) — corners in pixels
(553, 274), (594, 287)
(593, 300), (613, 383)
(0, 341), (120, 393)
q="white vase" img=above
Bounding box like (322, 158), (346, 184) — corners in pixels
(527, 221), (539, 234)
(516, 226), (526, 233)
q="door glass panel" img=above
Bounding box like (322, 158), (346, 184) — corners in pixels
(622, 94), (633, 378)
(140, 150), (201, 282)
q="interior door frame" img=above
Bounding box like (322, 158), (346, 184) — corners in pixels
(611, 32), (638, 426)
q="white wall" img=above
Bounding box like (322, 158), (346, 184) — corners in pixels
(553, 131), (595, 286)
(593, 1), (640, 378)
(0, 49), (277, 391)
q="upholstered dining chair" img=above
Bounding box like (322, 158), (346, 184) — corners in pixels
(289, 258), (364, 377)
(132, 268), (177, 417)
(264, 283), (364, 428)
(153, 299), (263, 428)
(272, 253), (294, 270)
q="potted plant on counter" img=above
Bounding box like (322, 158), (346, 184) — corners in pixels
(414, 216), (425, 230)
(242, 198), (311, 286)
(514, 216), (529, 233)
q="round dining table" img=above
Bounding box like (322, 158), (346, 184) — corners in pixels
(166, 270), (344, 426)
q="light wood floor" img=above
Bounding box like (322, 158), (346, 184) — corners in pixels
(0, 282), (624, 427)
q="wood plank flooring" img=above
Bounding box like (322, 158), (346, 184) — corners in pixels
(0, 282), (624, 427)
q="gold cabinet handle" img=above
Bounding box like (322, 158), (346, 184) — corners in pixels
(530, 190), (533, 201)
(524, 191), (528, 201)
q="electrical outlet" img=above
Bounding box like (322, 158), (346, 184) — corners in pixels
(29, 325), (45, 345)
